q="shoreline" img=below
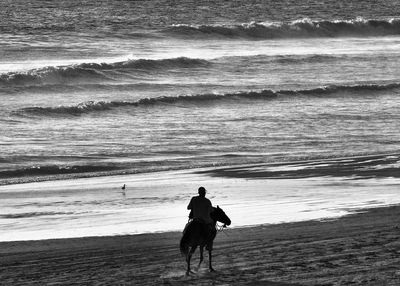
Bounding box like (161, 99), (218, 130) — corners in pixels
(2, 160), (400, 242)
(1, 205), (400, 285)
(2, 150), (400, 186)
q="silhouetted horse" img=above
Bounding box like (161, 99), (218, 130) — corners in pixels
(180, 206), (231, 275)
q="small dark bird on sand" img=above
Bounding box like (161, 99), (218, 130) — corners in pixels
(122, 184), (126, 190)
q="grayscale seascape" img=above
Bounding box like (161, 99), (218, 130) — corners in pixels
(1, 1), (400, 285)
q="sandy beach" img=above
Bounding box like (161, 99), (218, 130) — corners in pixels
(1, 205), (400, 285)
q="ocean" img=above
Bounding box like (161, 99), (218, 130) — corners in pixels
(1, 0), (400, 241)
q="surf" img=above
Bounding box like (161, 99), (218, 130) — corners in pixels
(12, 83), (400, 117)
(164, 18), (400, 39)
(0, 57), (210, 87)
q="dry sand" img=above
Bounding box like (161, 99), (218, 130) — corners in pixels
(1, 205), (400, 285)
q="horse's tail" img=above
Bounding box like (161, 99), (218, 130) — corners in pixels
(180, 232), (189, 256)
(180, 222), (191, 256)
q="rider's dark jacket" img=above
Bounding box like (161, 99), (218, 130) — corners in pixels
(187, 196), (213, 224)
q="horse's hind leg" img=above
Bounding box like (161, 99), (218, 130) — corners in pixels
(186, 246), (197, 275)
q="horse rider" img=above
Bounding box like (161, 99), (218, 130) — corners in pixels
(187, 186), (215, 248)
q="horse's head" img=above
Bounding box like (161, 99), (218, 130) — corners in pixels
(211, 205), (231, 227)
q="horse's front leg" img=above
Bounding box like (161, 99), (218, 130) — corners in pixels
(197, 246), (204, 269)
(208, 249), (215, 272)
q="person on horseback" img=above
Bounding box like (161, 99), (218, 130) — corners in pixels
(187, 186), (215, 249)
(181, 188), (231, 274)
(187, 186), (213, 224)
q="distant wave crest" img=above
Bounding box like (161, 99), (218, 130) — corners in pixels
(0, 212), (74, 219)
(13, 83), (400, 117)
(0, 164), (121, 179)
(166, 18), (400, 39)
(14, 90), (277, 116)
(0, 57), (209, 87)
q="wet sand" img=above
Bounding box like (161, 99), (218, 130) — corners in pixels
(196, 153), (400, 180)
(1, 205), (400, 285)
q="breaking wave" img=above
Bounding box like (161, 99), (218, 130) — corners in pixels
(0, 53), (393, 90)
(0, 66), (111, 87)
(78, 57), (209, 70)
(165, 18), (400, 39)
(13, 83), (400, 117)
(0, 57), (210, 86)
(278, 83), (400, 95)
(13, 90), (277, 116)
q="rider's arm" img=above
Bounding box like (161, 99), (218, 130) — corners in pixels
(187, 197), (193, 210)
